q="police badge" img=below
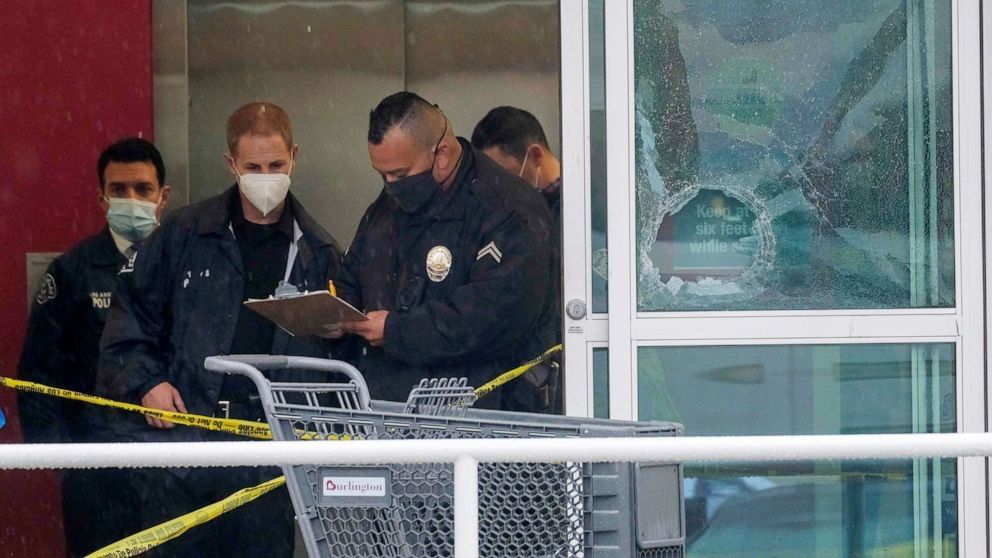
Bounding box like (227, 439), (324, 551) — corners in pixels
(35, 273), (57, 305)
(426, 246), (452, 282)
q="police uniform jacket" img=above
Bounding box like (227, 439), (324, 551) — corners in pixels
(18, 227), (127, 443)
(96, 186), (342, 442)
(336, 139), (558, 404)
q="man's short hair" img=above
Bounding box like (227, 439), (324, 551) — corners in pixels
(471, 106), (551, 161)
(226, 102), (294, 156)
(97, 137), (166, 187)
(368, 92), (440, 148)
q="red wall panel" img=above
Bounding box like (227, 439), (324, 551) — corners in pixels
(0, 1), (153, 555)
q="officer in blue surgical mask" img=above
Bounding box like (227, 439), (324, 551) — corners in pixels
(100, 144), (172, 252)
(17, 137), (170, 556)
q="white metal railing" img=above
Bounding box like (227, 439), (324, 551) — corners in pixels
(3, 433), (991, 558)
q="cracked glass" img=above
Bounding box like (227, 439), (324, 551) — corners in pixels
(634, 0), (954, 311)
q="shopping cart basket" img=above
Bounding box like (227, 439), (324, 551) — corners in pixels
(204, 355), (685, 558)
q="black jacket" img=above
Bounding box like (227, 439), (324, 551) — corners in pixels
(18, 228), (127, 443)
(96, 187), (343, 442)
(541, 178), (563, 342)
(541, 178), (562, 246)
(336, 140), (558, 404)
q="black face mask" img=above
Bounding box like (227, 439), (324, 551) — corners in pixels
(383, 121), (448, 214)
(384, 166), (439, 214)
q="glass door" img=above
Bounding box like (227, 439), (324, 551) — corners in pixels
(566, 0), (987, 556)
(561, 0), (610, 417)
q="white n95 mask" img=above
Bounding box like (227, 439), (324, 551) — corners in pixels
(237, 168), (291, 216)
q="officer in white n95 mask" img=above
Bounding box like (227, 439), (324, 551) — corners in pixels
(97, 102), (344, 558)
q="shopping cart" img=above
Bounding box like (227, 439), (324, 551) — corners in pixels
(204, 355), (685, 558)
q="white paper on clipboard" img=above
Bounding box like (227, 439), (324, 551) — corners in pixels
(244, 291), (368, 337)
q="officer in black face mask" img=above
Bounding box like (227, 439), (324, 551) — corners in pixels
(333, 91), (558, 411)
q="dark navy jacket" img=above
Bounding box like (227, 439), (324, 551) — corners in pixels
(96, 186), (342, 442)
(336, 140), (558, 404)
(18, 227), (127, 443)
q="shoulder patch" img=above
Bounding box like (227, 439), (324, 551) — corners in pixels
(35, 273), (57, 305)
(476, 241), (503, 264)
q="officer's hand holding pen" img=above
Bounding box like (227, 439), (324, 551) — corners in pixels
(320, 324), (345, 339)
(141, 381), (188, 429)
(319, 280), (347, 339)
(341, 310), (388, 347)
(320, 280), (387, 345)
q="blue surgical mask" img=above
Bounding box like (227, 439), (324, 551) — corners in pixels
(106, 197), (159, 241)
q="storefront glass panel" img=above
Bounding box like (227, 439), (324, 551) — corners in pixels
(638, 343), (957, 557)
(589, 0), (609, 313)
(633, 0), (954, 311)
(592, 347), (609, 418)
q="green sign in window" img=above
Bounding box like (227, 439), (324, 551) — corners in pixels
(651, 189), (758, 277)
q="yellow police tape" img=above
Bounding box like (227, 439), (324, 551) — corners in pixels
(472, 343), (563, 400)
(0, 344), (561, 440)
(0, 376), (273, 440)
(84, 475), (286, 558)
(3, 346), (561, 555)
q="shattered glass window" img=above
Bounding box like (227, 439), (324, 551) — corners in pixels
(634, 0), (954, 311)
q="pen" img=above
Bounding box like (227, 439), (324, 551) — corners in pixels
(328, 280), (337, 297)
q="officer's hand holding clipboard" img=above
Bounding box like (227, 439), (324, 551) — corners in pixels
(243, 281), (368, 337)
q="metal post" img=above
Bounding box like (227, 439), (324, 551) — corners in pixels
(454, 455), (479, 558)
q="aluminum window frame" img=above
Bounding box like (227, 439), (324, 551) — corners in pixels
(590, 0), (987, 555)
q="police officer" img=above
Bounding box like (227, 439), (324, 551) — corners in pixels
(334, 92), (558, 411)
(471, 106), (562, 236)
(18, 137), (170, 556)
(97, 102), (343, 557)
(471, 107), (564, 413)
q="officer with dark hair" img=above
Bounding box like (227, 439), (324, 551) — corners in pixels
(332, 92), (558, 412)
(18, 137), (170, 556)
(472, 107), (564, 413)
(471, 106), (562, 233)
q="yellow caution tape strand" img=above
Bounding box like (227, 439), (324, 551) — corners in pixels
(84, 475), (286, 558)
(0, 376), (273, 440)
(1, 344), (562, 439)
(5, 348), (561, 556)
(473, 344), (562, 400)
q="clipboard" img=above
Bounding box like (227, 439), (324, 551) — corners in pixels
(244, 290), (368, 337)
